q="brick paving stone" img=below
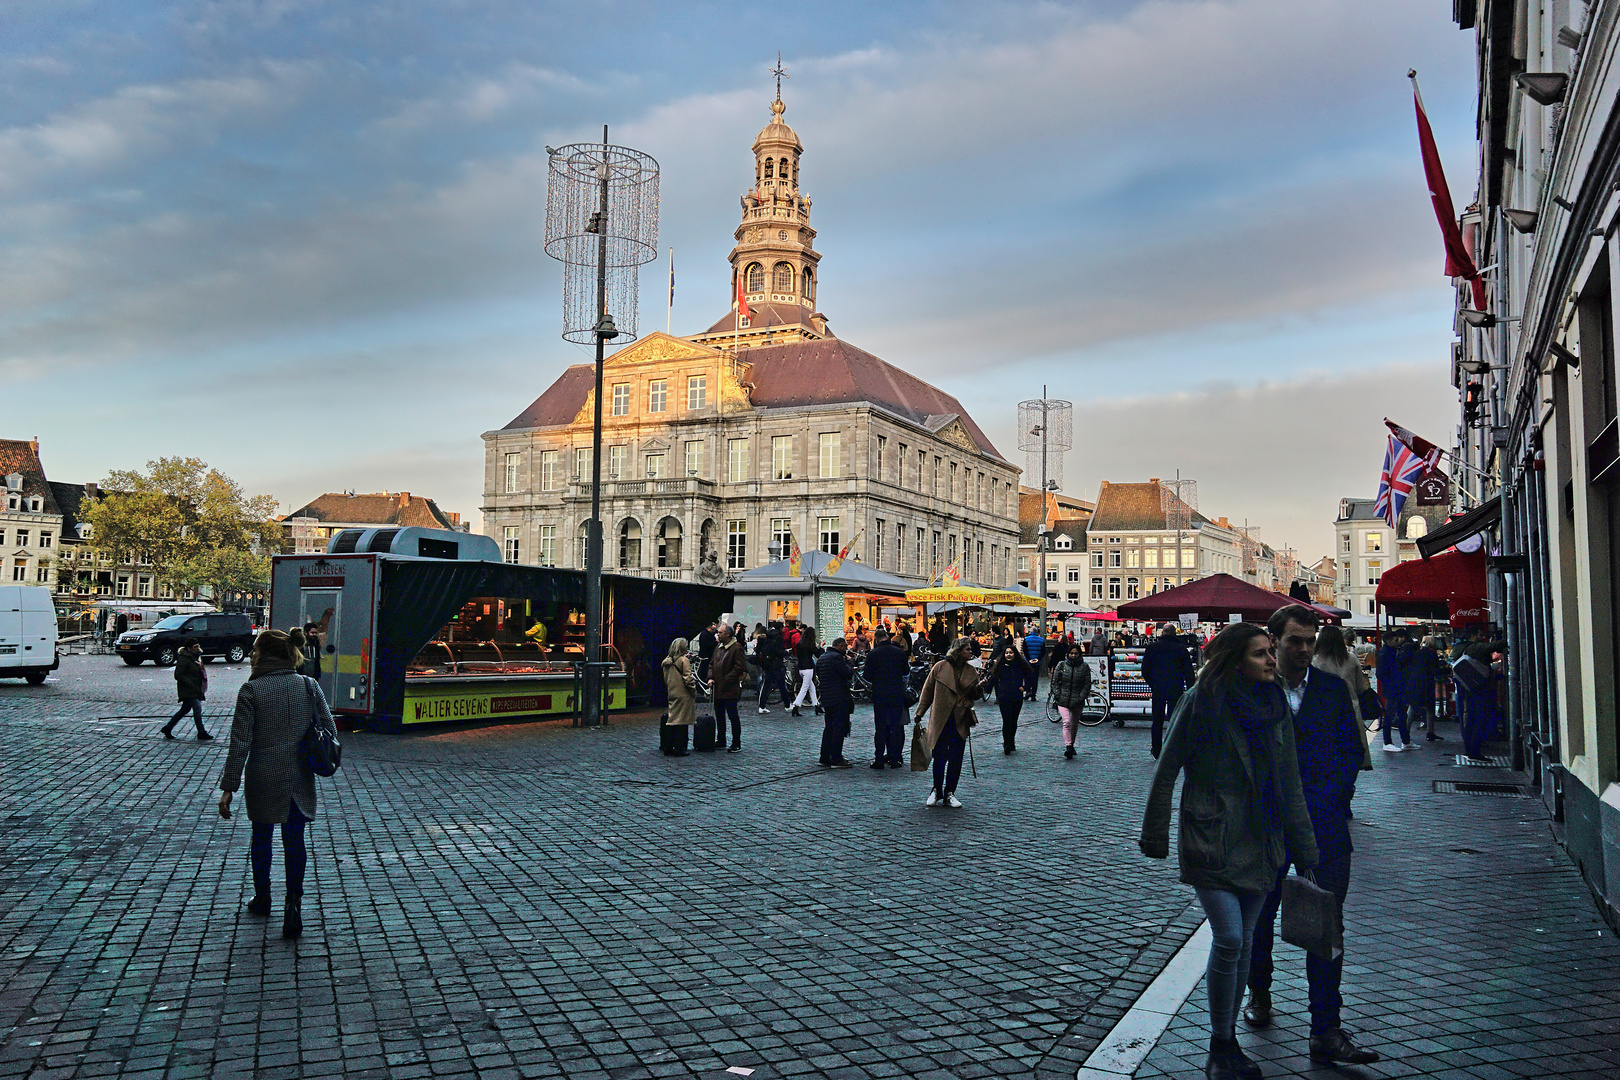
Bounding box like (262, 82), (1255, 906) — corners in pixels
(3, 661), (1618, 1078)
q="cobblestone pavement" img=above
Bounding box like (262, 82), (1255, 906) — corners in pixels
(0, 658), (1615, 1079)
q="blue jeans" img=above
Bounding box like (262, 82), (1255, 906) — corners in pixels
(1194, 886), (1267, 1039)
(1383, 698), (1410, 744)
(1251, 853), (1352, 1036)
(165, 698), (207, 736)
(250, 801), (310, 901)
(932, 723), (965, 794)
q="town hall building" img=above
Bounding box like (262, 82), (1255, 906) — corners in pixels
(482, 91), (1021, 583)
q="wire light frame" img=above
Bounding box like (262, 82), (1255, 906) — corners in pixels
(544, 140), (660, 344)
(1161, 476), (1199, 533)
(1016, 397), (1074, 491)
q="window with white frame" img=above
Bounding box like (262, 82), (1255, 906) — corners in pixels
(728, 438), (748, 482)
(771, 517), (793, 554)
(115, 572), (130, 595)
(648, 379), (667, 413)
(1126, 577), (1140, 599)
(504, 526), (520, 564)
(1108, 577), (1121, 600)
(540, 451), (558, 492)
(1046, 567), (1058, 582)
(137, 575), (153, 598)
(876, 519), (886, 568)
(898, 443), (909, 486)
(727, 520), (747, 570)
(1019, 554), (1030, 573)
(1092, 551), (1104, 568)
(1145, 548), (1159, 568)
(819, 516), (840, 554)
(1366, 559), (1382, 586)
(1365, 532), (1383, 553)
(539, 526), (556, 567)
(611, 384), (630, 416)
(608, 445), (626, 479)
(645, 453), (665, 479)
(1110, 550), (1122, 568)
(575, 448), (590, 480)
(876, 436), (886, 479)
(1092, 580), (1104, 600)
(1055, 536), (1071, 550)
(505, 453), (520, 493)
(688, 376), (707, 410)
(685, 441), (703, 478)
(1067, 566), (1080, 582)
(772, 436), (793, 480)
(15, 530), (27, 547)
(819, 432), (841, 478)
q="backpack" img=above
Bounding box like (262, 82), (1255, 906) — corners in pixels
(1452, 653), (1490, 696)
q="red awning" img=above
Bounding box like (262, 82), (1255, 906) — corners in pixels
(1374, 549), (1488, 626)
(1116, 573), (1338, 624)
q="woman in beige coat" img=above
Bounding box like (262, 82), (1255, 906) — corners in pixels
(661, 638), (697, 756)
(913, 637), (984, 807)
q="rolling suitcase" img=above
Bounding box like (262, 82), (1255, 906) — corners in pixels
(659, 712), (678, 755)
(693, 714), (718, 752)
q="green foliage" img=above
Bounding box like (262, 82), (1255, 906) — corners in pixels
(83, 457), (282, 597)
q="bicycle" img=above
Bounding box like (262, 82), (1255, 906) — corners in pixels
(1045, 689), (1108, 727)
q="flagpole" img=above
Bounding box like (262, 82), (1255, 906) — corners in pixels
(666, 247), (673, 335)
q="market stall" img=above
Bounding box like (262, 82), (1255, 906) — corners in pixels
(1115, 573), (1339, 625)
(730, 551), (918, 644)
(270, 529), (731, 732)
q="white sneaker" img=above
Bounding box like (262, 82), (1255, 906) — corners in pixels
(945, 793), (962, 808)
(1404, 741), (1419, 749)
(758, 707), (768, 714)
(1382, 743), (1404, 753)
(925, 791), (941, 807)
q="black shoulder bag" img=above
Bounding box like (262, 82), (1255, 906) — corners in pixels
(297, 676), (342, 777)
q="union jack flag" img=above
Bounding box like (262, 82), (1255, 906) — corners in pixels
(1374, 435), (1426, 528)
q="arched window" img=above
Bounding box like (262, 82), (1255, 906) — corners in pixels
(764, 158), (774, 179)
(618, 518), (642, 569)
(779, 157), (789, 181)
(577, 522), (589, 567)
(745, 263), (764, 293)
(657, 518), (683, 567)
(802, 268), (814, 302)
(1405, 516), (1428, 539)
(700, 519), (717, 561)
(773, 262), (794, 294)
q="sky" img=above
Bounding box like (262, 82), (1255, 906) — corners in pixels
(2, 0), (1479, 558)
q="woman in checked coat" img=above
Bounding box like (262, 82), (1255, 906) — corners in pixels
(218, 628), (338, 939)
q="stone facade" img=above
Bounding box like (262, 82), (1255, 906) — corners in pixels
(483, 94), (1019, 582)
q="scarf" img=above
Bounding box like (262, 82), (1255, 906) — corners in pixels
(1229, 677), (1285, 833)
(250, 656), (297, 681)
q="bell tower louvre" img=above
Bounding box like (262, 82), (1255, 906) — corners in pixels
(688, 87), (830, 348)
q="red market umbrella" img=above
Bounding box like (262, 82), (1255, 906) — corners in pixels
(1116, 574), (1335, 624)
(1375, 549), (1488, 627)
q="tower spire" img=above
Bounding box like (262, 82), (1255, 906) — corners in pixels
(771, 51), (788, 102)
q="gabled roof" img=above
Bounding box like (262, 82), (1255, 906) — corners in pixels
(502, 363), (597, 430)
(49, 482), (95, 536)
(1087, 481), (1209, 533)
(0, 440), (61, 515)
(285, 492), (457, 530)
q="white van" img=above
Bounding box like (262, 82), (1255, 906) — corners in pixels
(0, 586), (60, 684)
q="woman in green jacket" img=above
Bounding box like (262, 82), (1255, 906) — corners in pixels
(1140, 623), (1318, 1080)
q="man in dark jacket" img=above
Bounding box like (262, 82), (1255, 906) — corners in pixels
(1022, 625), (1045, 700)
(814, 638), (855, 768)
(928, 616), (950, 656)
(757, 624), (791, 713)
(864, 631), (909, 768)
(160, 639), (213, 740)
(1376, 629), (1407, 747)
(696, 621), (718, 682)
(1245, 606), (1378, 1066)
(1141, 622), (1196, 758)
(710, 626), (746, 753)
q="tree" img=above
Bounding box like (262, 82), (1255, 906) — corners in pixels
(83, 457), (282, 598)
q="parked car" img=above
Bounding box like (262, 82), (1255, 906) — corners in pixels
(0, 585), (60, 685)
(116, 612), (253, 666)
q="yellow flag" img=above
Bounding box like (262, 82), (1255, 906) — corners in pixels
(789, 541), (801, 578)
(943, 563), (961, 586)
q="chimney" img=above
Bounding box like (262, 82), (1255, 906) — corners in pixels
(85, 482), (98, 496)
(1148, 477), (1160, 485)
(398, 492), (410, 508)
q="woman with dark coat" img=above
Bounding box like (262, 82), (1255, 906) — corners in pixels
(1050, 644), (1092, 759)
(161, 638), (213, 740)
(914, 637), (984, 807)
(1140, 623), (1318, 1080)
(983, 643), (1033, 754)
(218, 629), (339, 940)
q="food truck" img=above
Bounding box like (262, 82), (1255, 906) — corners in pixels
(269, 526), (732, 732)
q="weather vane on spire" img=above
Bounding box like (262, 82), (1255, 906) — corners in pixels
(771, 51), (789, 101)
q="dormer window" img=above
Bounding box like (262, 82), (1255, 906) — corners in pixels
(1055, 536), (1072, 551)
(4, 473), (20, 491)
(28, 498), (41, 513)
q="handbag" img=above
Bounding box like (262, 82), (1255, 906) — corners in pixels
(1358, 687), (1383, 724)
(297, 676), (342, 777)
(909, 719), (930, 771)
(1280, 871), (1342, 960)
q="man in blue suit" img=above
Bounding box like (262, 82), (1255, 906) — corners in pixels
(1141, 622), (1195, 759)
(1243, 605), (1379, 1066)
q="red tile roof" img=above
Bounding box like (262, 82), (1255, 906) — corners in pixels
(0, 440), (61, 516)
(285, 492), (458, 530)
(500, 337), (1008, 462)
(704, 302), (821, 335)
(1087, 481), (1209, 532)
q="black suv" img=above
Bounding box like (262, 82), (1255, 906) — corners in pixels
(117, 613), (254, 666)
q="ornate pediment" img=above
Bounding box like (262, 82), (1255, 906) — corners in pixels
(929, 416), (980, 455)
(604, 332), (722, 368)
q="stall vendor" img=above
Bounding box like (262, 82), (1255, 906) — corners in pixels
(525, 619), (549, 649)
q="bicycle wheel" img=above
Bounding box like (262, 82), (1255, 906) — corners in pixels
(1077, 690), (1108, 727)
(1045, 696), (1061, 723)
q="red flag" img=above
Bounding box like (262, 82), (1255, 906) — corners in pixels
(1385, 418), (1443, 473)
(735, 268), (751, 323)
(1412, 74), (1487, 312)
